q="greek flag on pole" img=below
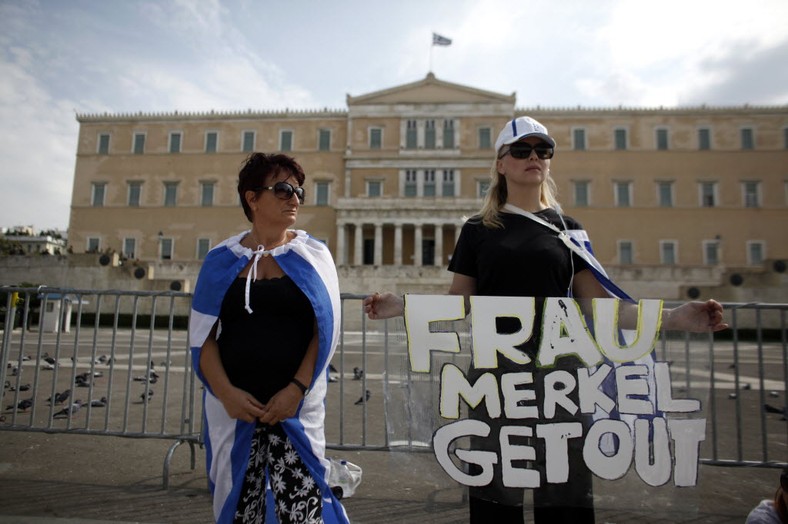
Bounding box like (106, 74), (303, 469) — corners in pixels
(432, 32), (452, 46)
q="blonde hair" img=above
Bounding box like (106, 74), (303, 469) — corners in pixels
(479, 158), (561, 228)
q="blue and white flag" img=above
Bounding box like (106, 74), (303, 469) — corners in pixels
(432, 32), (452, 46)
(189, 229), (349, 524)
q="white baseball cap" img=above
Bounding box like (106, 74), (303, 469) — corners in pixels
(495, 116), (556, 153)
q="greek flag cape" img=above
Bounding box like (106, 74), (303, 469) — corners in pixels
(189, 230), (348, 524)
(502, 205), (661, 426)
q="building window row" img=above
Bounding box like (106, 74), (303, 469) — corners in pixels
(90, 236), (214, 260)
(569, 126), (765, 151)
(616, 240), (767, 266)
(572, 180), (763, 208)
(96, 128), (333, 155)
(90, 179), (331, 207)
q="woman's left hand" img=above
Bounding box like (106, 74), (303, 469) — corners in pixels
(258, 382), (304, 425)
(664, 299), (729, 333)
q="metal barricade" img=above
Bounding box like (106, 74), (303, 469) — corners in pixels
(3, 287), (786, 491)
(0, 286), (201, 488)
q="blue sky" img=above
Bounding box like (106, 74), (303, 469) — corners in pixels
(1, 0), (787, 231)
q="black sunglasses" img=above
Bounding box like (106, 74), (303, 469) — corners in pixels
(259, 181), (305, 204)
(499, 142), (555, 160)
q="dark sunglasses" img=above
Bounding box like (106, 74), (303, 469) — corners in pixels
(259, 181), (305, 204)
(499, 142), (555, 160)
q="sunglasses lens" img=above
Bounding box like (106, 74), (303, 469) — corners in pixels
(273, 182), (304, 203)
(509, 143), (553, 159)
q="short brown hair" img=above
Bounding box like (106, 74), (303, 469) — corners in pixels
(237, 153), (306, 221)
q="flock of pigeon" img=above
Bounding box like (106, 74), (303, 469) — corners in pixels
(2, 352), (161, 422)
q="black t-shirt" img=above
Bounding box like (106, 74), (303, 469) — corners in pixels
(217, 275), (315, 404)
(448, 208), (587, 298)
(448, 208), (589, 362)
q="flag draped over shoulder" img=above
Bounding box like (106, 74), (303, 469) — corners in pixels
(432, 32), (452, 46)
(189, 229), (349, 524)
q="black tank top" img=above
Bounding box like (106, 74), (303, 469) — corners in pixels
(217, 275), (315, 404)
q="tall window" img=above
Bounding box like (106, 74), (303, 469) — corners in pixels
(87, 237), (100, 253)
(318, 129), (331, 151)
(477, 180), (490, 198)
(164, 182), (178, 207)
(614, 181), (632, 207)
(741, 127), (754, 150)
(169, 132), (182, 153)
(200, 181), (215, 207)
(367, 180), (382, 197)
(479, 127), (492, 149)
(123, 238), (136, 259)
(98, 133), (110, 155)
(618, 240), (633, 265)
(573, 128), (586, 151)
(442, 170), (455, 197)
(405, 170), (417, 197)
(747, 241), (765, 266)
(660, 241), (677, 265)
(405, 120), (417, 149)
(656, 128), (669, 150)
(315, 181), (330, 206)
(205, 131), (218, 153)
(700, 182), (717, 207)
(573, 181), (590, 207)
(423, 170), (436, 197)
(443, 120), (455, 149)
(425, 120), (436, 149)
(370, 128), (382, 149)
(160, 238), (173, 260)
(703, 240), (720, 265)
(614, 128), (627, 150)
(657, 181), (674, 207)
(91, 182), (106, 207)
(698, 128), (711, 150)
(242, 131), (255, 152)
(280, 130), (293, 151)
(196, 238), (211, 260)
(742, 181), (760, 208)
(127, 181), (142, 207)
(133, 133), (146, 154)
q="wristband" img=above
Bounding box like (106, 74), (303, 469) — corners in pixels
(290, 378), (308, 395)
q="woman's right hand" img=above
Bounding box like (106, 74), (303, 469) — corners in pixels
(218, 385), (266, 423)
(362, 292), (405, 320)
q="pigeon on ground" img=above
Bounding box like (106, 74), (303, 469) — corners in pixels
(353, 367), (364, 380)
(53, 400), (82, 418)
(329, 364), (338, 373)
(140, 390), (154, 403)
(89, 396), (108, 408)
(42, 354), (56, 365)
(9, 383), (31, 392)
(6, 399), (33, 411)
(764, 404), (787, 420)
(52, 389), (71, 405)
(354, 390), (371, 405)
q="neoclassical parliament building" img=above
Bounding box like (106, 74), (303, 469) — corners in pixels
(67, 74), (788, 301)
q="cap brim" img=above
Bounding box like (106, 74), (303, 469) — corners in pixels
(503, 132), (556, 148)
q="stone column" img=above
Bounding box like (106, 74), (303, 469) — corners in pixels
(434, 224), (443, 266)
(336, 223), (346, 266)
(394, 224), (403, 266)
(354, 223), (363, 266)
(374, 223), (383, 266)
(414, 224), (423, 267)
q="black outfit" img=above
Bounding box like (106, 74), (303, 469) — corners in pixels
(448, 209), (596, 524)
(218, 275), (315, 404)
(219, 275), (323, 523)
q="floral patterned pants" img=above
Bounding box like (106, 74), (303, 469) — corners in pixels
(233, 423), (324, 524)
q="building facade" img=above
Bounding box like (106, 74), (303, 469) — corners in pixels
(67, 74), (788, 300)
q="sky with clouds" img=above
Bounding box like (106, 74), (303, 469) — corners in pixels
(1, 0), (787, 232)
